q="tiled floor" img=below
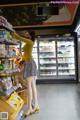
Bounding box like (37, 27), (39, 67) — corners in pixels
(23, 84), (80, 120)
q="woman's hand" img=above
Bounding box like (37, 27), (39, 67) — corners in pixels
(10, 31), (15, 36)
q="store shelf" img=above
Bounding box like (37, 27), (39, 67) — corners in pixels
(39, 56), (56, 58)
(40, 69), (56, 72)
(40, 62), (56, 65)
(40, 67), (56, 70)
(0, 25), (14, 32)
(40, 73), (56, 76)
(57, 56), (74, 58)
(0, 38), (18, 45)
(39, 51), (55, 53)
(0, 56), (16, 59)
(58, 73), (75, 75)
(33, 51), (36, 54)
(58, 62), (74, 64)
(0, 70), (20, 77)
(58, 68), (75, 70)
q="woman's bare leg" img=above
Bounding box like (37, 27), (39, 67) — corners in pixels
(26, 77), (33, 114)
(31, 76), (39, 110)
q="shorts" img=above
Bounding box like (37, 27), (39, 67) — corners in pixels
(23, 59), (37, 79)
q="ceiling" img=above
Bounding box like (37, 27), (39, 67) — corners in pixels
(0, 0), (52, 4)
(0, 0), (79, 29)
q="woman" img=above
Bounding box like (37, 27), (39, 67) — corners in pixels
(12, 30), (39, 116)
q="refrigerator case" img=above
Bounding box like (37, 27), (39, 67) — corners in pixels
(38, 36), (76, 80)
(32, 40), (38, 70)
(38, 38), (57, 77)
(57, 37), (75, 79)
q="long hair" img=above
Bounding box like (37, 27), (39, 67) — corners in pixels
(28, 30), (35, 42)
(18, 30), (35, 42)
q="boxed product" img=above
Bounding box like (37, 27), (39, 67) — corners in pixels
(6, 92), (24, 110)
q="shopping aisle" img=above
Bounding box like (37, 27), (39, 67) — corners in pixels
(24, 84), (80, 120)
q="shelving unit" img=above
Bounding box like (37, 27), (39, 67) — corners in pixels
(0, 18), (25, 120)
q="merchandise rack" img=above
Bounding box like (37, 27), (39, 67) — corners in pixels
(0, 23), (26, 120)
(0, 25), (14, 32)
(0, 38), (18, 45)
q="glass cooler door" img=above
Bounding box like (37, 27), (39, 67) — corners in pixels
(38, 38), (57, 77)
(57, 37), (76, 80)
(32, 40), (38, 70)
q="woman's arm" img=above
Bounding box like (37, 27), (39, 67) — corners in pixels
(11, 32), (33, 44)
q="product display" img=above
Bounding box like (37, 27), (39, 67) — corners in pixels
(37, 36), (76, 80)
(0, 28), (19, 95)
(0, 17), (26, 120)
